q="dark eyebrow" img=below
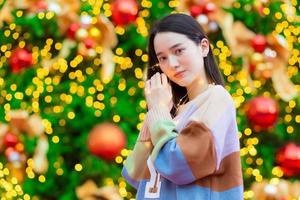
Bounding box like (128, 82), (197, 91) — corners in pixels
(156, 43), (183, 57)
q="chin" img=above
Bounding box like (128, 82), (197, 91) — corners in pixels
(174, 79), (191, 87)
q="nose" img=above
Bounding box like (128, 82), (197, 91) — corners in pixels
(168, 55), (179, 69)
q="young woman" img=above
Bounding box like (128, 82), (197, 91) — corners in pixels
(122, 13), (243, 200)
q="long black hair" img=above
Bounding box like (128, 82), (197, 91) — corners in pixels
(147, 13), (224, 117)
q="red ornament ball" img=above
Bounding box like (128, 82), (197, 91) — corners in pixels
(88, 122), (126, 161)
(257, 6), (264, 16)
(35, 0), (48, 11)
(246, 96), (279, 130)
(3, 132), (18, 148)
(9, 48), (33, 73)
(251, 34), (267, 53)
(276, 143), (300, 177)
(249, 63), (256, 74)
(189, 5), (203, 18)
(83, 38), (96, 49)
(111, 0), (139, 26)
(67, 23), (81, 39)
(203, 2), (216, 14)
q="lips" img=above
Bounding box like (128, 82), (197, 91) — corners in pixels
(174, 71), (186, 78)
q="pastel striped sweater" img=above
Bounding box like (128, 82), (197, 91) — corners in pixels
(122, 84), (243, 200)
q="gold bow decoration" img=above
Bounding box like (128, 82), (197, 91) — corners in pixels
(266, 34), (297, 102)
(0, 110), (49, 180)
(32, 134), (49, 174)
(228, 22), (297, 102)
(42, 14), (118, 84)
(9, 110), (49, 174)
(93, 15), (118, 49)
(9, 110), (45, 137)
(45, 0), (81, 34)
(83, 14), (118, 84)
(0, 122), (25, 182)
(76, 180), (123, 200)
(251, 179), (300, 199)
(177, 0), (235, 38)
(0, 0), (14, 27)
(0, 123), (25, 182)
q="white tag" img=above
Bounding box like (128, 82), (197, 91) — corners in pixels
(144, 158), (162, 199)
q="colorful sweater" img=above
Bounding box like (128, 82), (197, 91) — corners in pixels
(122, 84), (243, 200)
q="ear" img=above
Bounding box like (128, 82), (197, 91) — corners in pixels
(198, 38), (210, 57)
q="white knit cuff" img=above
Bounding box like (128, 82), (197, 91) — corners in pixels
(147, 105), (172, 128)
(139, 114), (151, 142)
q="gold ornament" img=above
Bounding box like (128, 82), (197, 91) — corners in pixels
(6, 162), (25, 183)
(89, 27), (101, 39)
(27, 114), (45, 137)
(76, 180), (123, 200)
(100, 48), (115, 83)
(255, 63), (272, 79)
(78, 43), (89, 57)
(251, 179), (300, 200)
(9, 110), (29, 134)
(76, 28), (89, 41)
(0, 1), (13, 27)
(94, 15), (118, 48)
(32, 135), (49, 174)
(9, 110), (45, 137)
(2, 110), (50, 176)
(94, 15), (118, 84)
(227, 21), (256, 57)
(251, 53), (264, 66)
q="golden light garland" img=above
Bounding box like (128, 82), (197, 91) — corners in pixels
(0, 162), (30, 199)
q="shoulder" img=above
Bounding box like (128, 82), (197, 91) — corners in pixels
(189, 85), (236, 127)
(191, 85), (236, 130)
(209, 85), (235, 110)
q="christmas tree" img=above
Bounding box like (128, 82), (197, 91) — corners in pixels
(0, 0), (299, 199)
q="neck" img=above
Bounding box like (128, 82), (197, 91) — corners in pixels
(186, 78), (211, 101)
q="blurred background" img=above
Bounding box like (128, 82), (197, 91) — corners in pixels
(0, 0), (299, 199)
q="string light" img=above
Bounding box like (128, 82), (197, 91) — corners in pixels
(0, 162), (29, 198)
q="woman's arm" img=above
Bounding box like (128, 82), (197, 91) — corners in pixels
(122, 114), (153, 189)
(146, 88), (241, 186)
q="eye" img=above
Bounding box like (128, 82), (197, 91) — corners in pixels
(175, 48), (185, 55)
(158, 56), (167, 62)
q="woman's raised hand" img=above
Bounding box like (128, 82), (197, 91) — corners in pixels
(145, 72), (173, 111)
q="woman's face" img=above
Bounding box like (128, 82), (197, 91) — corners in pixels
(153, 32), (209, 88)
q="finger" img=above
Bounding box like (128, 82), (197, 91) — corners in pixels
(156, 72), (162, 87)
(161, 73), (168, 87)
(168, 84), (172, 93)
(151, 72), (160, 88)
